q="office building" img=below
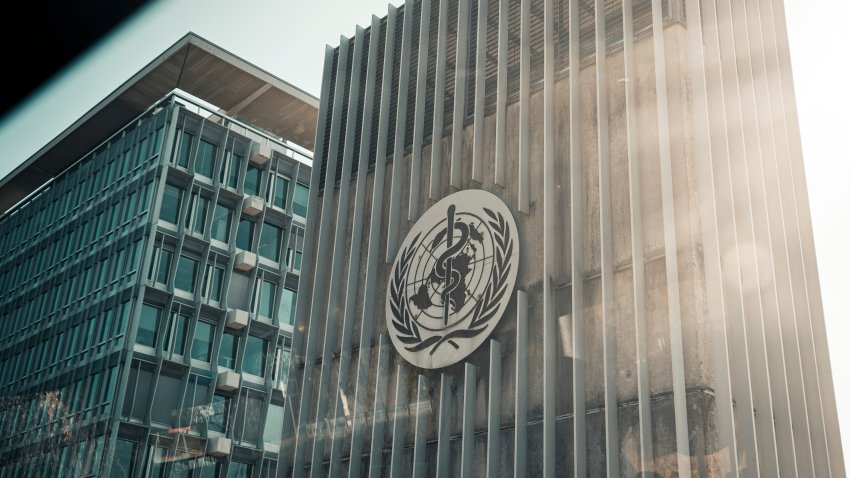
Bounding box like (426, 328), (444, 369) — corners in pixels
(0, 34), (317, 476)
(282, 0), (844, 476)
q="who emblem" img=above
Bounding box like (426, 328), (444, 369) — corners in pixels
(386, 189), (519, 369)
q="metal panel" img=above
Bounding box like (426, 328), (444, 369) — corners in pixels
(368, 336), (392, 478)
(386, 0), (417, 263)
(450, 0), (471, 189)
(436, 373), (452, 478)
(429, 0), (450, 199)
(517, 0), (530, 213)
(292, 37), (351, 478)
(308, 28), (366, 478)
(542, 0), (556, 475)
(329, 17), (382, 477)
(486, 340), (501, 478)
(514, 290), (528, 476)
(389, 364), (410, 478)
(621, 0), (655, 471)
(568, 0), (586, 475)
(410, 0), (433, 221)
(649, 0), (691, 474)
(412, 375), (430, 478)
(471, 0), (489, 183)
(349, 9), (399, 478)
(494, 0), (509, 186)
(595, 0), (618, 474)
(460, 362), (476, 478)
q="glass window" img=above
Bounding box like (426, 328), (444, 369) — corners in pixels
(236, 219), (254, 250)
(263, 404), (284, 445)
(275, 346), (291, 390)
(292, 183), (309, 217)
(193, 196), (209, 234)
(244, 165), (262, 196)
(209, 394), (229, 433)
(228, 153), (242, 189)
(196, 140), (217, 178)
(203, 266), (225, 302)
(164, 312), (188, 355)
(177, 131), (193, 167)
(278, 288), (297, 326)
(259, 280), (275, 318)
(109, 439), (138, 478)
(152, 374), (181, 424)
(272, 176), (290, 210)
(228, 462), (252, 478)
(258, 223), (283, 261)
(218, 332), (238, 369)
(155, 249), (173, 285)
(146, 446), (167, 478)
(211, 204), (232, 243)
(244, 335), (267, 377)
(136, 304), (161, 347)
(160, 184), (182, 224)
(191, 321), (214, 362)
(175, 256), (199, 293)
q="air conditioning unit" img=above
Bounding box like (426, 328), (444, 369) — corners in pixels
(216, 370), (240, 392)
(206, 436), (232, 457)
(226, 309), (249, 329)
(242, 195), (264, 216)
(234, 251), (257, 271)
(250, 142), (271, 165)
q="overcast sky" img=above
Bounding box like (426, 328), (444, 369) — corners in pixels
(0, 0), (846, 465)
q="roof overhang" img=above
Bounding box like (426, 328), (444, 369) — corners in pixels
(0, 32), (318, 215)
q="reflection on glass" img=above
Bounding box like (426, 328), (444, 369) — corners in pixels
(211, 204), (231, 242)
(273, 176), (289, 209)
(195, 139), (217, 178)
(259, 280), (275, 318)
(244, 165), (261, 196)
(292, 182), (308, 217)
(164, 312), (188, 355)
(191, 321), (214, 362)
(236, 219), (253, 251)
(209, 394), (229, 433)
(137, 304), (160, 347)
(177, 131), (193, 167)
(244, 335), (266, 377)
(175, 256), (199, 293)
(156, 249), (172, 285)
(160, 184), (182, 224)
(218, 332), (238, 369)
(110, 439), (137, 478)
(228, 462), (252, 478)
(278, 288), (297, 325)
(263, 404), (284, 445)
(259, 223), (282, 261)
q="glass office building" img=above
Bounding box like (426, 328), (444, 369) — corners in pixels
(0, 34), (316, 476)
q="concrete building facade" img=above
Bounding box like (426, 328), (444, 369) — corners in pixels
(0, 34), (317, 477)
(282, 0), (844, 476)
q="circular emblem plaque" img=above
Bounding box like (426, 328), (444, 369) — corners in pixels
(386, 189), (519, 369)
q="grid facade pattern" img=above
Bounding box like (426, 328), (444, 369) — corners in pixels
(0, 94), (313, 477)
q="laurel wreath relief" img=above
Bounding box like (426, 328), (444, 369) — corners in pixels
(389, 207), (513, 356)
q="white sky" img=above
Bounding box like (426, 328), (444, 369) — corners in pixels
(0, 0), (846, 466)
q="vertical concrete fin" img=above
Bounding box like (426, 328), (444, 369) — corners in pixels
(514, 290), (529, 476)
(494, 0), (509, 186)
(436, 373), (452, 478)
(389, 364), (410, 478)
(471, 0), (489, 183)
(430, 0), (450, 199)
(460, 362), (476, 478)
(518, 0), (530, 213)
(542, 0), (556, 475)
(368, 336), (392, 478)
(409, 0), (432, 221)
(412, 375), (430, 478)
(450, 0), (471, 189)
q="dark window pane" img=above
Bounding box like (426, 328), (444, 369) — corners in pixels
(191, 322), (214, 362)
(175, 256), (199, 293)
(228, 462), (252, 478)
(177, 132), (193, 167)
(160, 184), (182, 224)
(273, 176), (289, 209)
(228, 153), (242, 189)
(278, 288), (297, 326)
(110, 440), (138, 478)
(194, 196), (209, 234)
(152, 374), (181, 424)
(137, 304), (161, 347)
(244, 165), (261, 196)
(209, 394), (229, 433)
(211, 267), (224, 302)
(156, 249), (173, 285)
(244, 335), (266, 377)
(196, 140), (216, 178)
(236, 219), (253, 250)
(292, 183), (309, 217)
(164, 313), (188, 355)
(258, 223), (282, 261)
(259, 280), (275, 318)
(218, 332), (238, 369)
(211, 205), (231, 243)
